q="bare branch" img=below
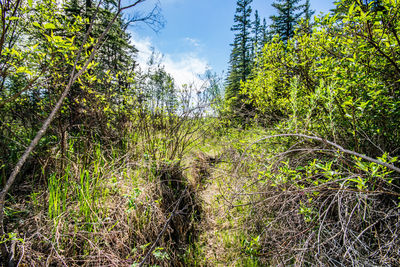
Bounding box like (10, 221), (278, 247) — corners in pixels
(242, 134), (400, 174)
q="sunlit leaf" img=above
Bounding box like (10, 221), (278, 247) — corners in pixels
(43, 23), (56, 30)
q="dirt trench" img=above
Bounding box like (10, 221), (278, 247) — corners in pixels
(148, 152), (218, 266)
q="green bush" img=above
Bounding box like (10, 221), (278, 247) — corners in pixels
(241, 0), (400, 156)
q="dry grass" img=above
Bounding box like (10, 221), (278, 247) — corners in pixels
(225, 137), (400, 266)
(4, 125), (400, 266)
(4, 144), (206, 266)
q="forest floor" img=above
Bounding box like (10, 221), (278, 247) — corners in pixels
(3, 125), (400, 266)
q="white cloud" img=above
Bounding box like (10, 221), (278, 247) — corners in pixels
(184, 37), (201, 48)
(131, 35), (154, 66)
(163, 53), (208, 87)
(130, 33), (209, 88)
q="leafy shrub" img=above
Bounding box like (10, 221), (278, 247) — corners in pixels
(241, 0), (400, 156)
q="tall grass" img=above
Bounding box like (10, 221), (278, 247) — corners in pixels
(2, 106), (211, 265)
(48, 169), (69, 221)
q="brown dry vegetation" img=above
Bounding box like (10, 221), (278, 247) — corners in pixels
(3, 118), (400, 266)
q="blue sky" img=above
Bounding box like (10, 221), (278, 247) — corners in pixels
(127, 0), (336, 86)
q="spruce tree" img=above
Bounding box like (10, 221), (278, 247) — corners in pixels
(269, 0), (304, 42)
(251, 10), (263, 58)
(299, 0), (315, 34)
(62, 0), (138, 129)
(64, 0), (137, 79)
(225, 0), (253, 104)
(303, 0), (315, 21)
(261, 18), (271, 44)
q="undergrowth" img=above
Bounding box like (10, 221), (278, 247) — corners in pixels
(3, 111), (211, 266)
(3, 117), (400, 266)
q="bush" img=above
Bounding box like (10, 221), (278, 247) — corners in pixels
(241, 0), (400, 156)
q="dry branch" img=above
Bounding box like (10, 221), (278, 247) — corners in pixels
(241, 133), (400, 174)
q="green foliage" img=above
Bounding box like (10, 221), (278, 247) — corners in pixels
(225, 0), (254, 114)
(242, 0), (400, 155)
(269, 0), (306, 42)
(2, 0), (400, 266)
(251, 10), (263, 58)
(241, 235), (261, 258)
(0, 0), (88, 181)
(152, 247), (170, 260)
(229, 4), (400, 264)
(0, 232), (23, 245)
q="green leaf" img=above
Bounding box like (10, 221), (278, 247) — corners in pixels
(28, 0), (33, 7)
(16, 66), (32, 75)
(32, 22), (41, 28)
(7, 17), (20, 21)
(349, 3), (356, 15)
(43, 23), (56, 30)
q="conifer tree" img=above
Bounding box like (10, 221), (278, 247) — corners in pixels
(62, 0), (138, 130)
(64, 0), (137, 79)
(251, 10), (263, 57)
(261, 18), (271, 44)
(225, 0), (253, 103)
(303, 0), (315, 21)
(299, 0), (315, 34)
(269, 0), (304, 42)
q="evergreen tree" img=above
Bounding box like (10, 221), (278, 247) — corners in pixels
(269, 0), (304, 42)
(61, 0), (138, 132)
(225, 0), (253, 103)
(261, 18), (271, 44)
(64, 0), (137, 81)
(299, 0), (315, 34)
(251, 10), (263, 58)
(303, 0), (315, 21)
(226, 43), (239, 101)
